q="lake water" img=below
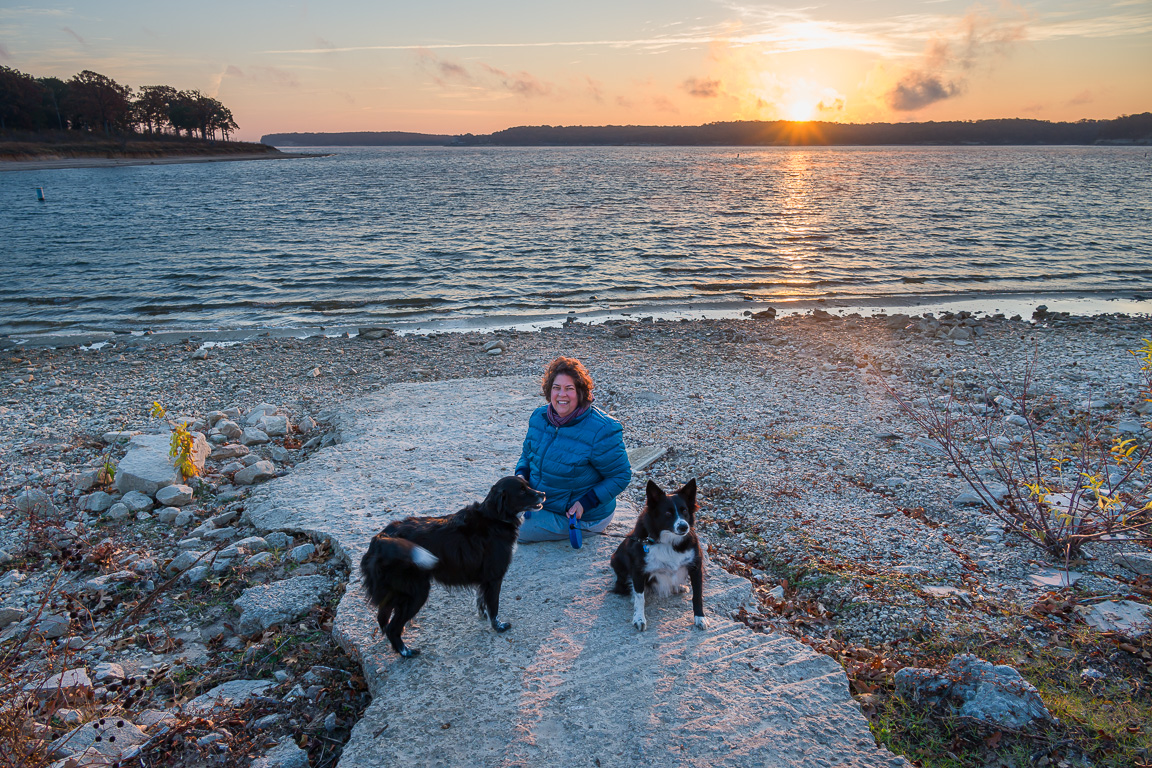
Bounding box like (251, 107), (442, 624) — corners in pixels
(3, 145), (1151, 339)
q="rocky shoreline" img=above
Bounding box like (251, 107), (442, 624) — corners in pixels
(2, 307), (1150, 766)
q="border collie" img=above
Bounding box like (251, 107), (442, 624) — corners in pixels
(610, 479), (705, 631)
(360, 475), (544, 657)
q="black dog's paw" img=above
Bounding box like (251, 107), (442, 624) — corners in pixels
(492, 619), (511, 633)
(398, 645), (421, 658)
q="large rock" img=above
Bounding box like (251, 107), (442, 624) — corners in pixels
(253, 737), (310, 768)
(183, 679), (274, 715)
(257, 414), (289, 437)
(241, 428), (270, 446)
(80, 491), (115, 512)
(156, 484), (194, 507)
(895, 654), (1052, 729)
(115, 433), (208, 497)
(120, 490), (155, 512)
(26, 668), (92, 703)
(1116, 552), (1152, 576)
(235, 460), (276, 486)
(15, 488), (56, 514)
(245, 403), (280, 425)
(1076, 600), (1152, 637)
(234, 575), (333, 636)
(48, 718), (147, 761)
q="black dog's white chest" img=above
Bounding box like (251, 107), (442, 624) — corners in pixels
(643, 540), (697, 597)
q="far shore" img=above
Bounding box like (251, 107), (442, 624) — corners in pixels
(0, 151), (325, 172)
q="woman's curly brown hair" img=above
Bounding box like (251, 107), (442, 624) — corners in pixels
(541, 356), (594, 406)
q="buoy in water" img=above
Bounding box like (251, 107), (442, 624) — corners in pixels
(35, 187), (45, 202)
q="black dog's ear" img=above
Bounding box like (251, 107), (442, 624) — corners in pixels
(482, 480), (508, 520)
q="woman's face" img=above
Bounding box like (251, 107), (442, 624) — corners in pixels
(550, 373), (579, 419)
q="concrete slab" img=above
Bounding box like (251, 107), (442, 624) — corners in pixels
(246, 377), (908, 768)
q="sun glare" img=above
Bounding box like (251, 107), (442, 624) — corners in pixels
(783, 99), (817, 121)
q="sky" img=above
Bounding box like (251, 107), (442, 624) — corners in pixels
(2, 0), (1150, 141)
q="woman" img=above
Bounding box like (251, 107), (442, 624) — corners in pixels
(515, 356), (632, 543)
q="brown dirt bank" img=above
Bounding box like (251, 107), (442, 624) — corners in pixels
(0, 136), (308, 172)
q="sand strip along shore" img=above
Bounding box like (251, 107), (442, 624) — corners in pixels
(0, 151), (322, 172)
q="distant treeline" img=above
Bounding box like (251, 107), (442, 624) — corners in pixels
(1, 66), (239, 140)
(264, 114), (1152, 147)
(264, 131), (454, 146)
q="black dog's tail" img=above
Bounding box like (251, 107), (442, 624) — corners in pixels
(360, 537), (439, 605)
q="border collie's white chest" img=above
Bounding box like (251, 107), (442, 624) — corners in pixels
(643, 540), (697, 597)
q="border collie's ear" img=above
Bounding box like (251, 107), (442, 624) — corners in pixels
(646, 479), (665, 506)
(677, 478), (697, 506)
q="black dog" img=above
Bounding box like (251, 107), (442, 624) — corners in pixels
(360, 475), (544, 657)
(611, 479), (705, 632)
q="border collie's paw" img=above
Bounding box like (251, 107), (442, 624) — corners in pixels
(492, 618), (511, 633)
(693, 615), (707, 630)
(398, 645), (420, 658)
(476, 596), (489, 620)
(632, 615), (647, 631)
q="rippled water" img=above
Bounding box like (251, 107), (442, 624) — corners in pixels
(3, 145), (1150, 336)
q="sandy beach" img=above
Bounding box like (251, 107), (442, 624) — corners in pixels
(0, 151), (320, 173)
(2, 308), (1150, 765)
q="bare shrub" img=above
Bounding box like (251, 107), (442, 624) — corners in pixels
(876, 340), (1152, 561)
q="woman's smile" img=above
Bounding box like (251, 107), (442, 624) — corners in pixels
(550, 373), (579, 419)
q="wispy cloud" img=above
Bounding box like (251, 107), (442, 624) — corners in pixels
(417, 51), (554, 99)
(683, 76), (721, 98)
(884, 3), (1029, 111)
(888, 72), (963, 110)
(61, 25), (85, 45)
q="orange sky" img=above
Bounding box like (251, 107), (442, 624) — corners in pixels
(3, 0), (1150, 140)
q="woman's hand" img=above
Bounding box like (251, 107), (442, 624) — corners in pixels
(567, 501), (584, 520)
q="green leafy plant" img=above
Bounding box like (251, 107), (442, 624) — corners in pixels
(168, 422), (199, 480)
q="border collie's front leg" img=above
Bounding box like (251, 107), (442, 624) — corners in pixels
(480, 580), (510, 632)
(689, 561), (706, 630)
(631, 572), (648, 631)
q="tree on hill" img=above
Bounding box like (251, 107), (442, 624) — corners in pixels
(135, 85), (177, 134)
(37, 76), (68, 131)
(65, 70), (133, 134)
(0, 66), (42, 130)
(0, 65), (242, 140)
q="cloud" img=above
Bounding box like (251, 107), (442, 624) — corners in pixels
(585, 77), (604, 103)
(0, 43), (9, 60)
(223, 64), (299, 88)
(61, 26), (85, 44)
(1068, 89), (1095, 105)
(481, 64), (552, 97)
(415, 51), (553, 98)
(883, 2), (1028, 111)
(817, 97), (845, 113)
(683, 76), (721, 98)
(887, 71), (962, 110)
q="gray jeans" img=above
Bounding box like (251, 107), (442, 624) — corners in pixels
(518, 510), (615, 542)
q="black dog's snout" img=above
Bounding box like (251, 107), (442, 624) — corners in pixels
(674, 519), (690, 535)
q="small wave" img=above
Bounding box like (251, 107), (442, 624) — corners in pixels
(902, 277), (929, 284)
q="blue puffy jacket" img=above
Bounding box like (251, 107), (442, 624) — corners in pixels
(515, 405), (632, 525)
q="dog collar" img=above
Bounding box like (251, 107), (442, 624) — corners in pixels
(641, 537), (657, 554)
